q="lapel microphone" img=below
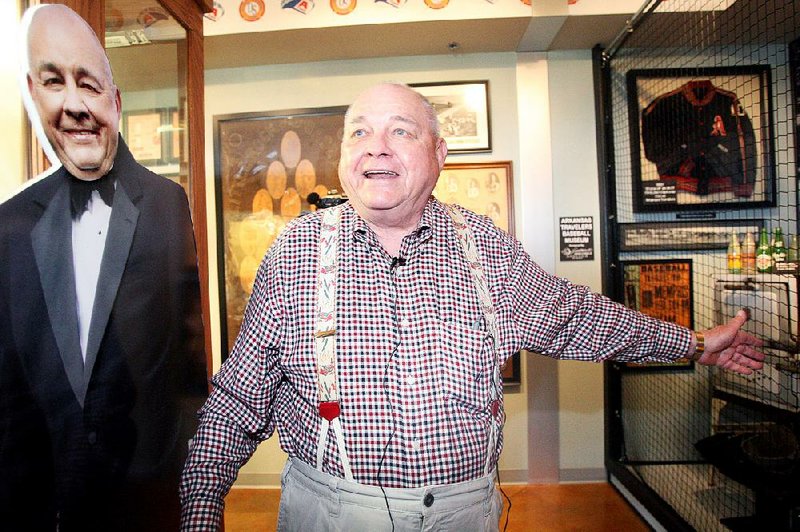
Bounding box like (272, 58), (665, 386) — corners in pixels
(390, 256), (407, 271)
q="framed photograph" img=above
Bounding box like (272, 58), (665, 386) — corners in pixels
(432, 160), (520, 386)
(790, 38), (800, 180)
(410, 80), (491, 153)
(621, 259), (694, 370)
(433, 161), (514, 234)
(214, 106), (347, 357)
(123, 109), (165, 165)
(619, 219), (763, 252)
(627, 66), (775, 212)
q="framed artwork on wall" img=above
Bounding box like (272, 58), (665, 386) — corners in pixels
(433, 161), (514, 234)
(123, 109), (165, 165)
(214, 106), (347, 358)
(626, 66), (775, 213)
(432, 160), (520, 386)
(790, 38), (800, 181)
(621, 259), (694, 370)
(618, 219), (763, 252)
(410, 80), (491, 153)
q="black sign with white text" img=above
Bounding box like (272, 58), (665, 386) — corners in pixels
(560, 216), (594, 261)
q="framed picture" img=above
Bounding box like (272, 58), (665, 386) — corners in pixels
(790, 38), (800, 180)
(627, 66), (775, 212)
(214, 106), (347, 357)
(433, 161), (514, 234)
(123, 109), (165, 165)
(618, 219), (763, 252)
(432, 160), (520, 386)
(621, 259), (694, 370)
(410, 80), (491, 153)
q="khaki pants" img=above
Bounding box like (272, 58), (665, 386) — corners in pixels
(276, 458), (502, 532)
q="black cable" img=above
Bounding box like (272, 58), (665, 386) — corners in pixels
(376, 344), (399, 531)
(495, 468), (512, 532)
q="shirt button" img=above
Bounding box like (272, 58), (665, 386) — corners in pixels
(400, 319), (411, 328)
(87, 431), (97, 445)
(423, 493), (434, 507)
(405, 376), (417, 386)
(411, 438), (421, 452)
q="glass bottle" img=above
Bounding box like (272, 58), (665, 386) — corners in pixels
(755, 227), (772, 273)
(788, 234), (800, 264)
(741, 231), (756, 274)
(727, 230), (742, 273)
(772, 227), (787, 266)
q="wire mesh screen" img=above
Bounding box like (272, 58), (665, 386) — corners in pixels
(604, 0), (800, 529)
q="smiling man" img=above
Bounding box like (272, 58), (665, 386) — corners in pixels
(181, 83), (764, 531)
(0, 5), (207, 531)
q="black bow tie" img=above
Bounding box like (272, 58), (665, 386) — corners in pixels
(69, 175), (115, 219)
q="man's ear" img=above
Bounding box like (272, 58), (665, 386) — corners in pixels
(114, 86), (122, 115)
(435, 137), (448, 170)
(26, 74), (33, 93)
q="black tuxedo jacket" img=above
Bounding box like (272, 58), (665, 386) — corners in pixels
(0, 138), (207, 531)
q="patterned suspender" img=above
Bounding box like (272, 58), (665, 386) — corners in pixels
(314, 204), (503, 480)
(444, 204), (503, 475)
(314, 205), (354, 481)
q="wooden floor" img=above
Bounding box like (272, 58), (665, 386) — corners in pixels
(224, 482), (649, 531)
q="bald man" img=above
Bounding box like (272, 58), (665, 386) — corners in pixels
(0, 6), (207, 530)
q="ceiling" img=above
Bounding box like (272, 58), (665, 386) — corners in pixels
(107, 0), (799, 91)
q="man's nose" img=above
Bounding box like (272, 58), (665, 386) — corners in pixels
(365, 133), (392, 157)
(62, 82), (89, 119)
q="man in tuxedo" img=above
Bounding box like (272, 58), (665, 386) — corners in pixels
(0, 5), (207, 530)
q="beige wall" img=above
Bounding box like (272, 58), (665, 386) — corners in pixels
(0, 1), (24, 201)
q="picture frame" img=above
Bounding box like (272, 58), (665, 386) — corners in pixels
(214, 106), (347, 357)
(790, 38), (800, 180)
(626, 66), (775, 213)
(621, 259), (694, 370)
(618, 219), (763, 252)
(123, 109), (165, 165)
(433, 161), (514, 234)
(410, 80), (491, 153)
(432, 160), (520, 386)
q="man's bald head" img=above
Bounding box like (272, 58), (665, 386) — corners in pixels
(25, 4), (121, 181)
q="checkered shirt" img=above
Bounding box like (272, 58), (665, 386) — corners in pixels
(180, 199), (691, 528)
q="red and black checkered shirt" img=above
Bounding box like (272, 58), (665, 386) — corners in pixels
(180, 199), (690, 528)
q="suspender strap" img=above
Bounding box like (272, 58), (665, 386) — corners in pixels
(315, 206), (354, 481)
(444, 204), (504, 475)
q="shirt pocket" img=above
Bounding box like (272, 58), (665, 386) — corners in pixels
(437, 319), (494, 414)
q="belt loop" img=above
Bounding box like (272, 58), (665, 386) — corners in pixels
(327, 473), (341, 518)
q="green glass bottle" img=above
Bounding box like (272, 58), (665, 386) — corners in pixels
(755, 227), (772, 273)
(772, 227), (787, 266)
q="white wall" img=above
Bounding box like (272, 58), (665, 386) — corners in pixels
(547, 50), (606, 478)
(0, 1), (24, 202)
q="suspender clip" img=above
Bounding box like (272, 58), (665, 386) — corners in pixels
(319, 401), (341, 421)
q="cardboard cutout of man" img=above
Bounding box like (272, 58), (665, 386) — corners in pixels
(0, 5), (207, 530)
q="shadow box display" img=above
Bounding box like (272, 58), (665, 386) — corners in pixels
(214, 106), (346, 356)
(627, 66), (775, 213)
(621, 259), (694, 370)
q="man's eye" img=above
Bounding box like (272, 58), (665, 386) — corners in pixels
(393, 128), (409, 136)
(81, 82), (100, 93)
(351, 129), (367, 138)
(42, 77), (63, 87)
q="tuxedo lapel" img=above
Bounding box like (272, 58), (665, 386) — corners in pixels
(83, 182), (139, 383)
(30, 181), (86, 406)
